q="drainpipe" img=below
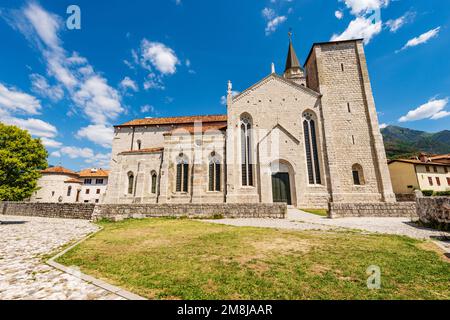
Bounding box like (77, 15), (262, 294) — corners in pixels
(156, 150), (164, 204)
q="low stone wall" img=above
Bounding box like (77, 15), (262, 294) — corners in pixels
(395, 193), (416, 202)
(0, 202), (95, 220)
(416, 197), (450, 229)
(1, 202), (286, 221)
(329, 202), (417, 219)
(92, 203), (286, 221)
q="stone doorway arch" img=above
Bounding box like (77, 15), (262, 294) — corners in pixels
(270, 160), (297, 206)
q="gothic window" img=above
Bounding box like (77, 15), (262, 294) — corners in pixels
(137, 140), (142, 150)
(127, 171), (134, 194)
(67, 186), (72, 197)
(208, 153), (221, 192)
(352, 164), (364, 185)
(176, 154), (189, 193)
(151, 172), (157, 194)
(303, 112), (321, 184)
(240, 114), (253, 186)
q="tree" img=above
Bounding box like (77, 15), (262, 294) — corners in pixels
(0, 123), (48, 201)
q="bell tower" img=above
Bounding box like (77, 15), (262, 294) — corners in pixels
(283, 32), (306, 86)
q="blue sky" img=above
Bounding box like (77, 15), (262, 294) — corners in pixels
(0, 0), (449, 170)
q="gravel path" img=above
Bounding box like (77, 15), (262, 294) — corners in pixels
(204, 209), (450, 251)
(0, 215), (124, 300)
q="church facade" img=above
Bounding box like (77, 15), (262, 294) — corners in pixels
(104, 38), (395, 209)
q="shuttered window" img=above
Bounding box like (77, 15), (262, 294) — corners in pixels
(176, 160), (189, 193)
(208, 158), (221, 192)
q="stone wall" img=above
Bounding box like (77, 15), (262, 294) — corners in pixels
(416, 197), (450, 229)
(395, 193), (416, 202)
(92, 203), (286, 221)
(329, 202), (417, 218)
(1, 201), (286, 221)
(0, 202), (95, 220)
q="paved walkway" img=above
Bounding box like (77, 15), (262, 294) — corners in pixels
(0, 215), (123, 300)
(205, 208), (450, 252)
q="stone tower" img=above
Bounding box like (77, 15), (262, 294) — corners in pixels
(283, 36), (306, 86)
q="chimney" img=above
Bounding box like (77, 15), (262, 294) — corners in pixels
(418, 153), (428, 163)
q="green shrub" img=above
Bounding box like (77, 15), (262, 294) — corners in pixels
(421, 190), (434, 197)
(434, 191), (450, 196)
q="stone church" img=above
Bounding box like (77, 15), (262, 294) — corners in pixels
(104, 38), (395, 209)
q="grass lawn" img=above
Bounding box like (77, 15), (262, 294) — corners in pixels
(300, 208), (328, 217)
(57, 218), (450, 300)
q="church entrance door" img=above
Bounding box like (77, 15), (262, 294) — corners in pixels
(272, 173), (292, 205)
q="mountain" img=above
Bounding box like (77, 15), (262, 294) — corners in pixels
(381, 125), (450, 159)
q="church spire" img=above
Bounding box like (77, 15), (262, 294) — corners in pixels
(283, 31), (305, 85)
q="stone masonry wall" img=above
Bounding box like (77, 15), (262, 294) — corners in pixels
(0, 202), (95, 220)
(329, 202), (417, 218)
(395, 193), (416, 202)
(416, 197), (450, 227)
(1, 201), (286, 221)
(92, 203), (286, 221)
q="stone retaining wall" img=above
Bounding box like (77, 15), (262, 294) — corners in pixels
(395, 193), (416, 202)
(92, 203), (286, 221)
(329, 202), (417, 218)
(416, 197), (450, 229)
(1, 202), (286, 221)
(0, 202), (95, 220)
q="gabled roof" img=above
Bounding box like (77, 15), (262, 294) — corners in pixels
(41, 166), (78, 176)
(388, 159), (449, 167)
(116, 114), (227, 128)
(78, 168), (110, 177)
(64, 178), (83, 184)
(233, 73), (321, 102)
(163, 124), (227, 136)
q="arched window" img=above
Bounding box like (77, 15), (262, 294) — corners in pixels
(303, 112), (321, 184)
(67, 186), (72, 197)
(137, 140), (142, 150)
(151, 171), (157, 194)
(127, 172), (134, 194)
(208, 152), (221, 192)
(352, 164), (365, 185)
(240, 114), (253, 186)
(176, 153), (189, 192)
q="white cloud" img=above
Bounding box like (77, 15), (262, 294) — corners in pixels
(84, 152), (111, 168)
(335, 10), (344, 20)
(30, 73), (64, 102)
(331, 16), (382, 44)
(265, 16), (287, 36)
(0, 83), (41, 115)
(1, 115), (57, 138)
(60, 146), (94, 159)
(140, 39), (180, 75)
(262, 8), (276, 20)
(41, 137), (62, 148)
(399, 98), (449, 122)
(140, 104), (155, 113)
(342, 0), (390, 16)
(399, 27), (441, 51)
(220, 91), (239, 105)
(143, 73), (165, 90)
(379, 123), (388, 129)
(50, 150), (61, 157)
(119, 76), (139, 92)
(76, 124), (114, 148)
(386, 11), (415, 33)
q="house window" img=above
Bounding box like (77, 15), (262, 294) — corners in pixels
(445, 167), (448, 173)
(240, 114), (253, 186)
(96, 179), (104, 184)
(425, 166), (430, 172)
(128, 172), (134, 194)
(52, 191), (55, 197)
(137, 140), (142, 150)
(151, 172), (157, 194)
(67, 186), (72, 197)
(352, 164), (364, 185)
(347, 102), (351, 113)
(84, 179), (92, 185)
(436, 177), (441, 186)
(447, 177), (450, 186)
(433, 166), (438, 173)
(96, 189), (101, 194)
(86, 189), (90, 194)
(209, 153), (221, 192)
(176, 154), (189, 193)
(95, 199), (99, 203)
(428, 177), (433, 186)
(341, 63), (344, 72)
(303, 112), (321, 184)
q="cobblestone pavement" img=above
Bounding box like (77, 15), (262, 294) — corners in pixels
(204, 208), (450, 251)
(0, 215), (124, 300)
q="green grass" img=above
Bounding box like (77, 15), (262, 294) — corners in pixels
(301, 208), (329, 217)
(57, 218), (450, 300)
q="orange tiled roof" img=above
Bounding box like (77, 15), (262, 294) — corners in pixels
(116, 114), (227, 127)
(163, 124), (227, 136)
(388, 159), (449, 166)
(64, 178), (83, 184)
(119, 147), (164, 155)
(78, 168), (110, 177)
(41, 166), (78, 176)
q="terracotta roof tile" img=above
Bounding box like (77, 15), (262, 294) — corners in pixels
(163, 124), (227, 136)
(116, 114), (227, 127)
(388, 159), (449, 166)
(119, 147), (164, 155)
(41, 166), (78, 176)
(78, 168), (110, 177)
(64, 178), (83, 184)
